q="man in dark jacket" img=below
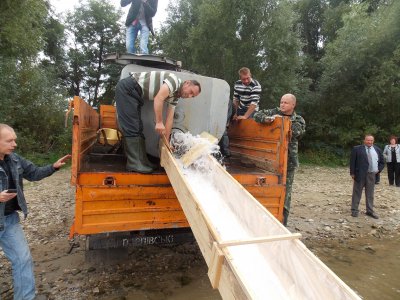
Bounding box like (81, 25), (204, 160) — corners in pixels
(0, 124), (70, 300)
(350, 134), (384, 219)
(121, 0), (158, 54)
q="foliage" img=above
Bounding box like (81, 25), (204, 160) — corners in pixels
(158, 0), (306, 107)
(0, 0), (70, 158)
(0, 0), (48, 59)
(315, 0), (400, 148)
(0, 59), (69, 154)
(65, 0), (125, 107)
(299, 149), (349, 167)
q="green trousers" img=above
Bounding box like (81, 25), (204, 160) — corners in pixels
(283, 168), (296, 226)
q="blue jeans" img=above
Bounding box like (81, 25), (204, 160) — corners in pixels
(0, 212), (35, 300)
(126, 23), (150, 54)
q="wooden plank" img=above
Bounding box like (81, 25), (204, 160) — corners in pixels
(161, 134), (172, 153)
(100, 105), (118, 129)
(180, 132), (218, 167)
(219, 233), (302, 248)
(199, 131), (218, 144)
(208, 242), (225, 289)
(181, 143), (209, 167)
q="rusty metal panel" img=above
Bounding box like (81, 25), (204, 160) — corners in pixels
(73, 185), (188, 235)
(99, 105), (118, 129)
(228, 118), (290, 182)
(71, 96), (99, 185)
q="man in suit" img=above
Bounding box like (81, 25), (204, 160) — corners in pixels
(350, 134), (384, 219)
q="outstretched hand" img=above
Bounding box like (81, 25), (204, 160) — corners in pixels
(53, 154), (72, 169)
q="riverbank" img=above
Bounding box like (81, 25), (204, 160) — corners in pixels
(1, 166), (399, 299)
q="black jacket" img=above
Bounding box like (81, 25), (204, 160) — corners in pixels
(350, 145), (384, 182)
(121, 0), (158, 36)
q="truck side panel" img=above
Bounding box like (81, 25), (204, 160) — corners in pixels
(228, 118), (290, 184)
(70, 96), (99, 185)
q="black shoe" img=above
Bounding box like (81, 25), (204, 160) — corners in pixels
(366, 212), (379, 219)
(351, 211), (358, 217)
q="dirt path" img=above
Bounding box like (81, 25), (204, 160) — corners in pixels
(1, 166), (399, 299)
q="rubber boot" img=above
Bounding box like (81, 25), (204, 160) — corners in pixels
(139, 137), (159, 170)
(124, 137), (155, 173)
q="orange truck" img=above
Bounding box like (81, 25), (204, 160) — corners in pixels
(68, 54), (290, 249)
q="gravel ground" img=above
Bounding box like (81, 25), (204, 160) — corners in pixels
(1, 166), (399, 299)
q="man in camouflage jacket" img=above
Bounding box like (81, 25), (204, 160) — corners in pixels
(254, 94), (306, 226)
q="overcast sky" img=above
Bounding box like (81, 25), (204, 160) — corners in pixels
(49, 0), (171, 30)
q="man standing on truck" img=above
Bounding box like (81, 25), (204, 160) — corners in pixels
(219, 67), (261, 157)
(232, 67), (262, 120)
(115, 71), (201, 173)
(254, 94), (306, 226)
(0, 124), (71, 300)
(121, 0), (158, 54)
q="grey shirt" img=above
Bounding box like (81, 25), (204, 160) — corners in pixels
(366, 146), (378, 173)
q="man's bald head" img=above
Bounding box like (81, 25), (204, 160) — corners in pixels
(0, 124), (17, 159)
(0, 124), (14, 139)
(280, 94), (297, 115)
(282, 94), (296, 104)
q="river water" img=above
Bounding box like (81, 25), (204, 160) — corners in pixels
(310, 237), (400, 300)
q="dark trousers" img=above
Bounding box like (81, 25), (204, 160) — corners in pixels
(237, 107), (255, 118)
(218, 128), (231, 157)
(375, 173), (380, 184)
(115, 77), (144, 138)
(351, 172), (376, 214)
(387, 162), (400, 186)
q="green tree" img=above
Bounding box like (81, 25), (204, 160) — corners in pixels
(316, 0), (400, 147)
(156, 0), (200, 69)
(259, 0), (305, 105)
(0, 0), (48, 59)
(158, 0), (305, 107)
(65, 0), (125, 107)
(0, 0), (70, 156)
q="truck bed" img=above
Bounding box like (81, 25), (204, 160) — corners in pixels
(80, 152), (273, 175)
(69, 98), (290, 237)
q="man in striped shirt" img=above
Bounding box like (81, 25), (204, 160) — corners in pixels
(115, 71), (201, 173)
(233, 67), (262, 120)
